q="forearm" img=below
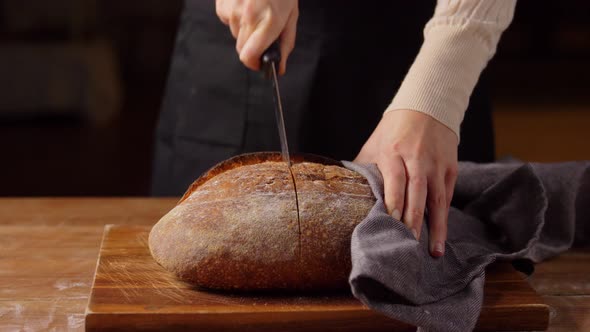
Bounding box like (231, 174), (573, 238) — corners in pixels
(386, 0), (517, 140)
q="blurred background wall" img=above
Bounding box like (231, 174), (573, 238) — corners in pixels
(0, 1), (588, 196)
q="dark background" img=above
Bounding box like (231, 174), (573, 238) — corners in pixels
(0, 1), (588, 196)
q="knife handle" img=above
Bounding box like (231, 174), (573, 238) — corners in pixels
(261, 41), (281, 79)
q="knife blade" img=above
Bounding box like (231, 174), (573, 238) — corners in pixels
(262, 42), (291, 167)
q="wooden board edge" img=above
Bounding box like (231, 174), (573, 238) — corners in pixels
(84, 310), (415, 332)
(85, 224), (115, 318)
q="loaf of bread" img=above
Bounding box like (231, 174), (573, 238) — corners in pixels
(149, 152), (375, 291)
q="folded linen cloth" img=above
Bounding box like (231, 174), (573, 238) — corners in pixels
(343, 161), (590, 332)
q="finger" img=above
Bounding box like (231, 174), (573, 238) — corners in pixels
(427, 172), (448, 257)
(236, 22), (255, 54)
(278, 8), (298, 75)
(228, 3), (244, 39)
(215, 0), (230, 25)
(236, 0), (260, 53)
(403, 165), (427, 240)
(240, 17), (282, 71)
(445, 165), (458, 208)
(379, 155), (406, 222)
(229, 13), (241, 39)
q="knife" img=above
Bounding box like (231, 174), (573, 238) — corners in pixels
(261, 42), (292, 167)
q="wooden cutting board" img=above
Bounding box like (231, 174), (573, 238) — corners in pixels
(85, 225), (549, 331)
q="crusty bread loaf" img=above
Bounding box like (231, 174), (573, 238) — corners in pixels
(149, 152), (375, 291)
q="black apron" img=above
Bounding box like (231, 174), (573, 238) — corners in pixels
(151, 1), (495, 196)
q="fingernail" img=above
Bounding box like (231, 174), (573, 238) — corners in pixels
(411, 228), (418, 240)
(432, 241), (445, 257)
(391, 209), (401, 221)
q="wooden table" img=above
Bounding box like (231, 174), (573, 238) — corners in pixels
(0, 198), (588, 331)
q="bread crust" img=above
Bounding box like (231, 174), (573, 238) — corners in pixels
(178, 152), (342, 204)
(293, 162), (375, 289)
(149, 152), (375, 291)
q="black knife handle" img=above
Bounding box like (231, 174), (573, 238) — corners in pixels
(261, 41), (281, 79)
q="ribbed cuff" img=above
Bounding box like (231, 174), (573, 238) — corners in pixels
(386, 25), (492, 141)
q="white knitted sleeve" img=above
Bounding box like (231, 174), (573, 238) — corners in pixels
(385, 0), (517, 140)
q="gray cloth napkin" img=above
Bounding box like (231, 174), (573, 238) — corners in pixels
(343, 161), (590, 332)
